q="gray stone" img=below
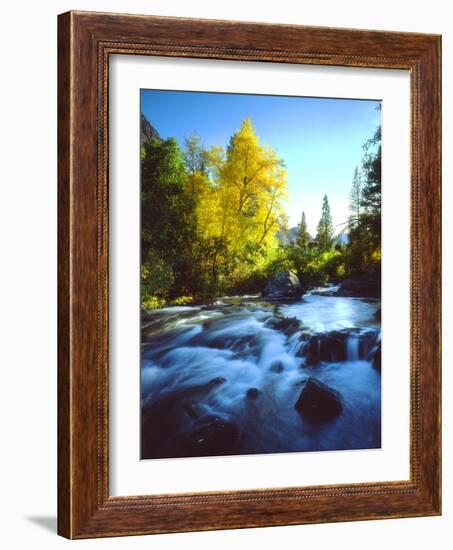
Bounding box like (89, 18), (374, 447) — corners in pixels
(263, 270), (303, 299)
(294, 377), (343, 422)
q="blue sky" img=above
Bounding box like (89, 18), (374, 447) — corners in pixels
(141, 89), (381, 235)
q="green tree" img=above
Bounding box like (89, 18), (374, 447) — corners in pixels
(141, 137), (198, 301)
(183, 132), (208, 195)
(296, 211), (310, 251)
(361, 125), (381, 217)
(316, 195), (334, 253)
(348, 166), (362, 229)
(346, 123), (382, 276)
(198, 117), (287, 293)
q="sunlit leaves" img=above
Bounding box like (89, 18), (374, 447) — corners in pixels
(139, 112), (381, 309)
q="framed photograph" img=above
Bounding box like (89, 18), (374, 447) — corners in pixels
(58, 11), (441, 539)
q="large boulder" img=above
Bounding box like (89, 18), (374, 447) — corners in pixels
(294, 378), (343, 422)
(263, 270), (303, 299)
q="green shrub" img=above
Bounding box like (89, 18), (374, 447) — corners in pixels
(141, 295), (166, 310)
(170, 296), (194, 306)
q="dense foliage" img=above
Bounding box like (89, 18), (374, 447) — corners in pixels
(141, 115), (381, 308)
(346, 123), (382, 277)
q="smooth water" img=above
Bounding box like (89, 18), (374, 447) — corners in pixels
(282, 290), (379, 331)
(141, 290), (381, 459)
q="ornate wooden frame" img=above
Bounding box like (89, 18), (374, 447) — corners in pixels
(58, 10), (442, 539)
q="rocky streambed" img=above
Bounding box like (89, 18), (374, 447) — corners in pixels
(140, 289), (381, 459)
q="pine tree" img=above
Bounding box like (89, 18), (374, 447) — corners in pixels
(316, 195), (334, 252)
(346, 122), (382, 276)
(348, 166), (362, 229)
(360, 125), (381, 217)
(296, 211), (310, 251)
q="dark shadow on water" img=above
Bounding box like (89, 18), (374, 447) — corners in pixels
(26, 516), (57, 534)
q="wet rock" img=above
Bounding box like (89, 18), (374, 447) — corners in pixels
(269, 361), (284, 373)
(265, 315), (301, 336)
(310, 286), (338, 297)
(263, 270), (303, 299)
(143, 377), (226, 420)
(305, 336), (321, 366)
(184, 403), (203, 420)
(184, 418), (240, 457)
(336, 278), (381, 298)
(246, 387), (260, 398)
(294, 377), (343, 422)
(297, 329), (379, 364)
(228, 334), (262, 354)
(141, 327), (195, 361)
(194, 330), (261, 356)
(296, 332), (324, 365)
(370, 342), (381, 371)
(296, 331), (312, 355)
(358, 331), (378, 358)
(141, 378), (227, 458)
(209, 376), (227, 386)
(142, 308), (201, 336)
(318, 331), (348, 362)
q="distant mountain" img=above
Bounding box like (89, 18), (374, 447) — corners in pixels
(287, 226), (301, 244)
(277, 224), (350, 247)
(276, 225), (313, 246)
(141, 113), (160, 145)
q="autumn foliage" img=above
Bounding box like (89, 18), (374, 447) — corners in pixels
(141, 116), (381, 308)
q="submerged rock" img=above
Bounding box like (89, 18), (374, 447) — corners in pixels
(294, 377), (343, 422)
(209, 376), (227, 386)
(184, 417), (240, 456)
(265, 314), (301, 336)
(141, 377), (227, 458)
(269, 361), (285, 373)
(263, 270), (303, 299)
(370, 342), (381, 371)
(192, 326), (262, 357)
(246, 387), (260, 398)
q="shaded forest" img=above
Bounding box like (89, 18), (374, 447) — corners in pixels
(140, 113), (381, 309)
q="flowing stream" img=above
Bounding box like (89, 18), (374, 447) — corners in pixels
(141, 288), (381, 459)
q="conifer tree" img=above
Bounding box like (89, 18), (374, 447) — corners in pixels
(360, 125), (381, 217)
(296, 211), (310, 251)
(316, 195), (334, 252)
(348, 166), (362, 229)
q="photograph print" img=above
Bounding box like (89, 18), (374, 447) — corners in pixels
(140, 89), (382, 460)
